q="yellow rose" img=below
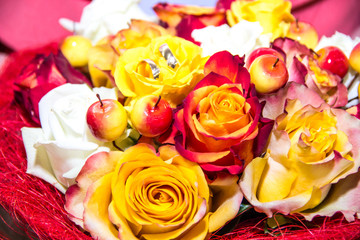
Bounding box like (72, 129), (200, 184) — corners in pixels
(227, 0), (295, 39)
(88, 20), (169, 87)
(65, 144), (242, 240)
(240, 96), (360, 220)
(114, 35), (207, 107)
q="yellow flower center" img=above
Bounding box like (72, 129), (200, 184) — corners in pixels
(308, 58), (337, 88)
(284, 107), (344, 164)
(196, 85), (252, 137)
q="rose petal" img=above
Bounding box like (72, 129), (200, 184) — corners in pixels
(194, 72), (232, 90)
(288, 57), (307, 84)
(53, 52), (92, 86)
(22, 127), (67, 193)
(38, 83), (94, 138)
(175, 135), (230, 164)
(14, 52), (91, 124)
(83, 173), (119, 240)
(201, 162), (243, 175)
(204, 51), (245, 82)
(153, 3), (225, 29)
(271, 38), (312, 68)
(255, 155), (297, 203)
(333, 108), (360, 172)
(253, 116), (274, 157)
(141, 199), (208, 240)
(208, 174), (242, 232)
(216, 0), (233, 10)
(303, 56), (348, 108)
(262, 83), (325, 120)
(180, 214), (210, 240)
(65, 151), (121, 226)
(36, 140), (101, 188)
(301, 171), (360, 222)
(176, 15), (206, 44)
(240, 155), (316, 217)
(108, 202), (139, 240)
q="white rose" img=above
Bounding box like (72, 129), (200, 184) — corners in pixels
(192, 20), (272, 58)
(315, 32), (360, 107)
(22, 84), (117, 193)
(59, 0), (155, 44)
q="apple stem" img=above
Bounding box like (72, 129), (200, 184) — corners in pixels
(273, 58), (279, 68)
(311, 49), (320, 58)
(295, 18), (299, 30)
(96, 94), (104, 107)
(154, 96), (161, 109)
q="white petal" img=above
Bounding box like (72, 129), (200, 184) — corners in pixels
(22, 127), (67, 193)
(192, 20), (271, 58)
(39, 84), (94, 139)
(36, 140), (101, 188)
(58, 18), (79, 33)
(70, 0), (154, 44)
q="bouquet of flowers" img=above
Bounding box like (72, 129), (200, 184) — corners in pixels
(1, 0), (360, 239)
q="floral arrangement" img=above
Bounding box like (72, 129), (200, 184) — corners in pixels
(1, 0), (360, 239)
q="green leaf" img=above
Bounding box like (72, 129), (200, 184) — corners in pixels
(266, 214), (293, 229)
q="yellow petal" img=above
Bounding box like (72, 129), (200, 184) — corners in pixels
(181, 214), (210, 240)
(227, 0), (294, 39)
(208, 174), (242, 232)
(295, 185), (331, 212)
(140, 199), (207, 240)
(83, 173), (119, 240)
(88, 44), (117, 87)
(108, 201), (141, 240)
(257, 156), (297, 202)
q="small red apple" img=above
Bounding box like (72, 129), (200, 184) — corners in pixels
(249, 54), (289, 94)
(286, 20), (318, 49)
(349, 42), (360, 73)
(130, 95), (173, 137)
(86, 95), (128, 142)
(246, 47), (285, 69)
(316, 46), (349, 78)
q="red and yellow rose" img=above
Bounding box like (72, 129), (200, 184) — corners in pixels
(174, 51), (272, 175)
